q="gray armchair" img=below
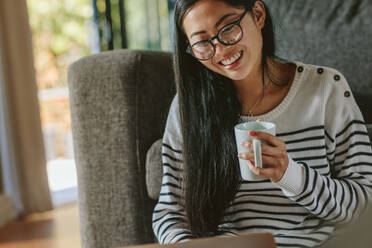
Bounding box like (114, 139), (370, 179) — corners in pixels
(67, 1), (372, 248)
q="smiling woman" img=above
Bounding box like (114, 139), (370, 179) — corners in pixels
(151, 0), (372, 247)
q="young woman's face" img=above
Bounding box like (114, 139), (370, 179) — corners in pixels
(182, 0), (266, 81)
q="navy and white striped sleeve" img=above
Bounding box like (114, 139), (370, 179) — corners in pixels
(284, 72), (372, 224)
(152, 95), (193, 243)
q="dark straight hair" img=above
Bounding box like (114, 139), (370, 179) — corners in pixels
(173, 0), (276, 238)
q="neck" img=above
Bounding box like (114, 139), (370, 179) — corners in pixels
(233, 57), (294, 115)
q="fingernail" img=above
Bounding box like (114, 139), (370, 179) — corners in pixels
(249, 131), (257, 136)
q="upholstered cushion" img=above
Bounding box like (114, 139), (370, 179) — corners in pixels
(146, 139), (163, 200)
(316, 204), (372, 248)
(265, 0), (372, 123)
(367, 125), (372, 141)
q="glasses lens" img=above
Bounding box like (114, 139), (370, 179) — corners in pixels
(219, 24), (242, 45)
(191, 41), (214, 60)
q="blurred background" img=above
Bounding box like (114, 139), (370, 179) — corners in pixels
(29, 0), (174, 206)
(0, 0), (175, 247)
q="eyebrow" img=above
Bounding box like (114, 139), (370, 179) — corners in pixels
(190, 13), (237, 39)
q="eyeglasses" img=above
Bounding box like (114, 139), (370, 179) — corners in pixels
(186, 10), (249, 61)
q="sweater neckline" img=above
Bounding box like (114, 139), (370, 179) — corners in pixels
(239, 61), (304, 122)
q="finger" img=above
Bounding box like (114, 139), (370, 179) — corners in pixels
(240, 153), (277, 168)
(247, 160), (276, 178)
(254, 155), (278, 168)
(238, 152), (252, 161)
(248, 160), (285, 182)
(242, 141), (284, 157)
(249, 131), (284, 147)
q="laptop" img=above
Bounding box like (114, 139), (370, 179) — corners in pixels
(123, 232), (277, 248)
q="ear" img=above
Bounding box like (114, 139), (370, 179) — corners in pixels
(252, 1), (266, 29)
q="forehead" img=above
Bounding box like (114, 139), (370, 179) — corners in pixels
(182, 0), (243, 38)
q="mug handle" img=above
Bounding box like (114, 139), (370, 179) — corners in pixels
(253, 139), (262, 168)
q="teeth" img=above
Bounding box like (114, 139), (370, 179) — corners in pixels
(221, 51), (242, 65)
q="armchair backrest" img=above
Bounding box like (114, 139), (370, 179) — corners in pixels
(68, 50), (175, 248)
(266, 0), (372, 123)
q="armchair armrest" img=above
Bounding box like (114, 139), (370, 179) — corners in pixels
(67, 49), (175, 248)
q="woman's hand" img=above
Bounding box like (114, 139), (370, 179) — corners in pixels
(238, 131), (289, 182)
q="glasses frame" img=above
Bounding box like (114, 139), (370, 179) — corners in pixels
(186, 10), (249, 61)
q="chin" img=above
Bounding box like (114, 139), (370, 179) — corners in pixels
(227, 73), (248, 81)
(221, 69), (250, 81)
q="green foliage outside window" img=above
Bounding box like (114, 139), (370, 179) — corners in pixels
(97, 0), (171, 51)
(27, 0), (92, 89)
(28, 0), (171, 89)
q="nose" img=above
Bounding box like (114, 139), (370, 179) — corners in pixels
(211, 39), (224, 62)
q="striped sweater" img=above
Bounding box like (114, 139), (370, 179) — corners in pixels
(152, 61), (372, 247)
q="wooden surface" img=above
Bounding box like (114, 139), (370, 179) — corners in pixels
(0, 195), (15, 228)
(0, 203), (80, 248)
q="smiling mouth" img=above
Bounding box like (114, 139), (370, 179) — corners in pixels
(219, 50), (243, 67)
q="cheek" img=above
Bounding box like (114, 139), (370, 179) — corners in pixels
(254, 33), (263, 51)
(242, 29), (263, 52)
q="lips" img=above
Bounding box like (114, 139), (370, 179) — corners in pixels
(220, 50), (243, 66)
(219, 50), (244, 70)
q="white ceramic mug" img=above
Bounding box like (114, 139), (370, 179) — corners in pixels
(234, 121), (276, 181)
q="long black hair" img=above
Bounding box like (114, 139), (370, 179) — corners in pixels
(173, 0), (276, 237)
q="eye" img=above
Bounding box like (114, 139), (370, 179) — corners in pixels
(192, 40), (209, 47)
(221, 24), (235, 34)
